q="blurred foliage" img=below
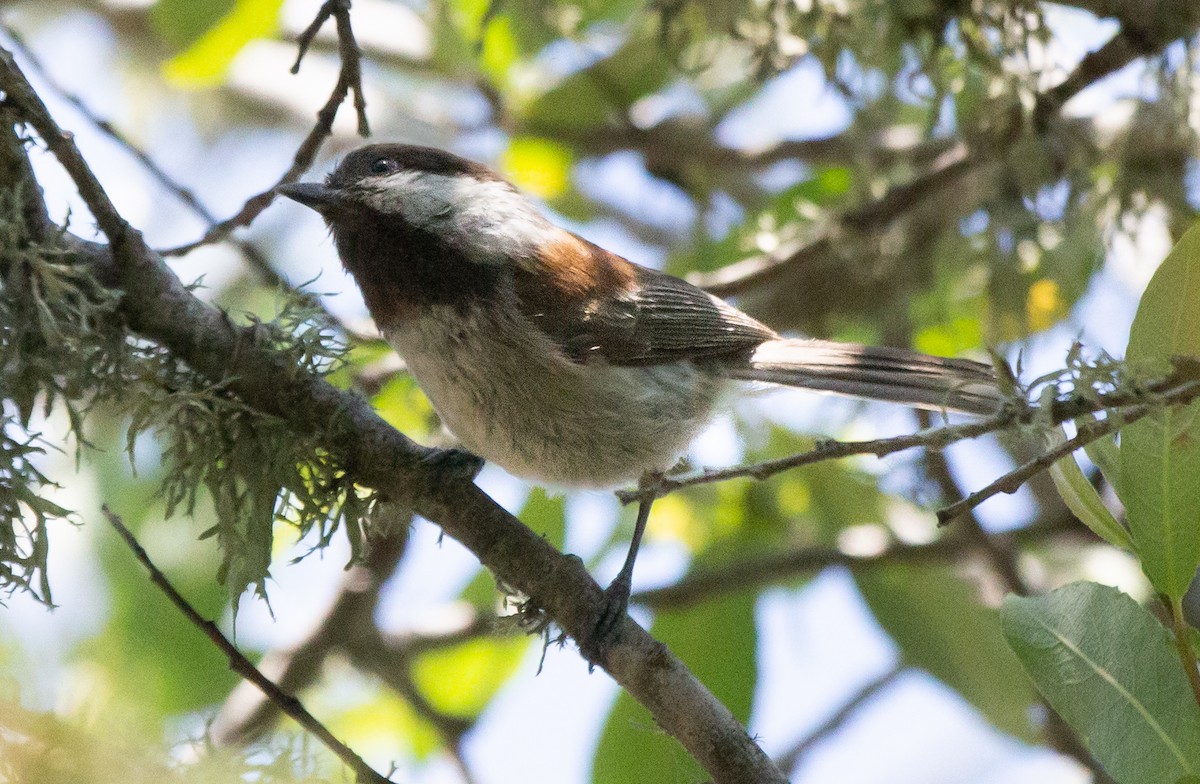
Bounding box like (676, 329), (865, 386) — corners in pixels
(2, 0), (1200, 781)
(0, 697), (341, 784)
(162, 0), (286, 87)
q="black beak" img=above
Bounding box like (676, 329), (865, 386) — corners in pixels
(276, 182), (347, 213)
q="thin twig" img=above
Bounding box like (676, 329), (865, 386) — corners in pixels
(211, 515), (411, 747)
(100, 505), (394, 784)
(160, 0), (369, 257)
(916, 409), (1030, 595)
(0, 25), (214, 222)
(620, 410), (1015, 505)
(624, 366), (1200, 506)
(775, 666), (907, 774)
(935, 406), (1150, 525)
(292, 0), (369, 137)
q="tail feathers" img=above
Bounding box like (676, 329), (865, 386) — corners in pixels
(727, 338), (1004, 416)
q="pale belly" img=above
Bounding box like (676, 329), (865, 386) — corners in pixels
(386, 306), (724, 488)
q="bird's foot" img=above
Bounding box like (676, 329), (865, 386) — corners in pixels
(579, 574), (632, 664)
(420, 447), (485, 483)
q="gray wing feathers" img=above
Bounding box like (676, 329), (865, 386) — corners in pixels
(616, 277), (776, 360)
(559, 269), (776, 365)
(727, 338), (1004, 415)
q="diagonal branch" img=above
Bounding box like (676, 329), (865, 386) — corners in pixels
(101, 506), (393, 784)
(935, 401), (1172, 525)
(0, 23), (369, 340)
(690, 144), (980, 298)
(210, 507), (412, 747)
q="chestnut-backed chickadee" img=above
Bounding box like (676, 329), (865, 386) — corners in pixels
(278, 143), (1001, 648)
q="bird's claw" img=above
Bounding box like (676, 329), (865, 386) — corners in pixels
(420, 447), (485, 483)
(579, 575), (632, 662)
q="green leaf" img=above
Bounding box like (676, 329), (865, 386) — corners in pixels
(857, 564), (1036, 741)
(520, 488), (567, 550)
(592, 588), (757, 784)
(1045, 426), (1134, 551)
(326, 690), (442, 761)
(150, 0), (236, 48)
(1121, 222), (1200, 599)
(1002, 582), (1200, 784)
(162, 0), (285, 87)
(501, 137), (573, 199)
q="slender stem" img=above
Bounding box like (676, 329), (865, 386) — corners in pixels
(101, 506), (394, 784)
(936, 404), (1153, 525)
(1167, 595), (1200, 710)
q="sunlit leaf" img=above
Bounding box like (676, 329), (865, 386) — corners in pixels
(1025, 278), (1065, 332)
(1120, 222), (1200, 599)
(163, 0), (285, 87)
(371, 375), (436, 437)
(411, 636), (528, 718)
(478, 14), (519, 81)
(327, 689), (442, 761)
(501, 137), (573, 199)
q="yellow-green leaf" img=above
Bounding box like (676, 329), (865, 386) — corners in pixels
(411, 637), (528, 718)
(163, 0), (285, 87)
(1121, 221), (1200, 598)
(501, 137), (573, 199)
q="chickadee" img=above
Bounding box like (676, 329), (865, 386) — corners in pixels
(278, 143), (1001, 648)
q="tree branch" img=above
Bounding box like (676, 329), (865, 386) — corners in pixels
(633, 514), (1085, 612)
(775, 666), (907, 775)
(101, 506), (393, 784)
(935, 393), (1200, 524)
(622, 358), (1200, 509)
(696, 4), (1200, 300)
(210, 506), (412, 747)
(690, 144), (980, 297)
(0, 22), (371, 340)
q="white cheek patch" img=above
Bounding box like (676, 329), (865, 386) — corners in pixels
(360, 171), (454, 225)
(359, 172), (563, 263)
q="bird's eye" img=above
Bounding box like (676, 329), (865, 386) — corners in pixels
(369, 157), (397, 175)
